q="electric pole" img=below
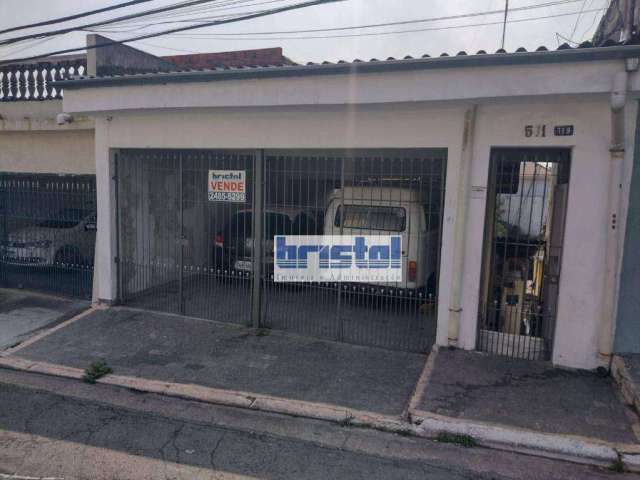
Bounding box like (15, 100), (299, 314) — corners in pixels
(501, 0), (509, 50)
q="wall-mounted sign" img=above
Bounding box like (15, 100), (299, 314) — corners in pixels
(524, 124), (546, 138)
(554, 125), (574, 136)
(470, 185), (486, 199)
(208, 170), (246, 203)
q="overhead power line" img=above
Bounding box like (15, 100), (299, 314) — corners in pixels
(0, 0), (343, 65)
(0, 0), (226, 47)
(153, 7), (607, 41)
(0, 0), (157, 36)
(144, 8), (606, 41)
(92, 0), (589, 33)
(92, 0), (292, 31)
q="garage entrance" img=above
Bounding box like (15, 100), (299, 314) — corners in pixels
(476, 148), (571, 360)
(0, 173), (96, 299)
(116, 149), (446, 352)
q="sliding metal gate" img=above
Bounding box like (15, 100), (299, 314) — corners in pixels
(117, 149), (446, 352)
(476, 148), (570, 360)
(0, 173), (97, 299)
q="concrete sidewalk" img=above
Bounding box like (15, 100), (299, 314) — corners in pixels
(0, 289), (89, 351)
(413, 348), (640, 445)
(9, 307), (426, 416)
(3, 306), (640, 470)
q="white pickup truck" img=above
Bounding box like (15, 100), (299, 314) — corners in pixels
(323, 187), (439, 293)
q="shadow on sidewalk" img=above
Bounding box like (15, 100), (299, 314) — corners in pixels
(11, 307), (427, 416)
(416, 348), (639, 445)
(0, 289), (89, 351)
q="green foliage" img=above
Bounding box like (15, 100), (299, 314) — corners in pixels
(82, 360), (113, 384)
(608, 456), (626, 473)
(436, 432), (477, 448)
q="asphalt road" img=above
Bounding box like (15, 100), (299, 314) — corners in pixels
(0, 369), (633, 480)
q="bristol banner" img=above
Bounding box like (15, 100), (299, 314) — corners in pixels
(274, 235), (402, 283)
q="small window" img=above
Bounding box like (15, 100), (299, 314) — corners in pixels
(334, 205), (406, 232)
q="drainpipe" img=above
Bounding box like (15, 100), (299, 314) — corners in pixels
(448, 105), (477, 347)
(599, 59), (638, 361)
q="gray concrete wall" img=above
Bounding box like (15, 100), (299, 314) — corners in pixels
(615, 105), (640, 353)
(87, 34), (175, 76)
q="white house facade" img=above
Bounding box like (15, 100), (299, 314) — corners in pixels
(55, 44), (640, 370)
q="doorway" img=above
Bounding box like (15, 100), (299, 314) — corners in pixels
(476, 148), (570, 360)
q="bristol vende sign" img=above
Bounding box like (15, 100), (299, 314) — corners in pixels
(208, 170), (246, 203)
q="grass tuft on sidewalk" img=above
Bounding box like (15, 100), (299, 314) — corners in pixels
(436, 432), (477, 448)
(82, 360), (113, 384)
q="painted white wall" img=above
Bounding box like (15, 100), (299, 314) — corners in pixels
(93, 103), (467, 345)
(67, 57), (638, 370)
(0, 100), (95, 174)
(0, 129), (95, 174)
(457, 98), (617, 370)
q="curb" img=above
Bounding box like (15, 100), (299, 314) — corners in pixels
(410, 408), (640, 468)
(1, 355), (639, 471)
(0, 356), (411, 433)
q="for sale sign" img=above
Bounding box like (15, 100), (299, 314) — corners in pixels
(208, 170), (246, 203)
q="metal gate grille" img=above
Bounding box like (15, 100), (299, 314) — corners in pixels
(261, 151), (445, 351)
(116, 149), (446, 352)
(0, 173), (96, 299)
(117, 150), (254, 324)
(477, 149), (570, 360)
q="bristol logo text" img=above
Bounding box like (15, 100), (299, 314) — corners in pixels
(274, 235), (402, 283)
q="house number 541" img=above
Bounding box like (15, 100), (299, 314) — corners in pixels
(524, 124), (546, 137)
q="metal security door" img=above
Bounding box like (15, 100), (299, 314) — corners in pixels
(476, 148), (570, 360)
(260, 150), (446, 352)
(0, 173), (96, 299)
(117, 150), (254, 325)
(117, 148), (446, 352)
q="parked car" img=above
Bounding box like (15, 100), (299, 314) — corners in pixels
(213, 207), (322, 276)
(323, 187), (439, 293)
(0, 208), (97, 267)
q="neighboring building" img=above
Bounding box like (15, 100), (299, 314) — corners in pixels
(163, 47), (294, 69)
(0, 37), (295, 300)
(593, 0), (639, 46)
(50, 39), (640, 371)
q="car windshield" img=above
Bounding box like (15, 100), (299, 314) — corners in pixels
(224, 212), (293, 238)
(36, 209), (93, 229)
(334, 205), (406, 232)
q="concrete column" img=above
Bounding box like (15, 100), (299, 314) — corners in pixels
(435, 107), (468, 347)
(94, 117), (117, 303)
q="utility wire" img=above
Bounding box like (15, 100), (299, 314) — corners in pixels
(0, 0), (343, 65)
(94, 0), (588, 33)
(0, 0), (157, 36)
(151, 7), (606, 41)
(568, 0), (590, 39)
(0, 0), (227, 47)
(93, 0), (291, 30)
(93, 0), (276, 26)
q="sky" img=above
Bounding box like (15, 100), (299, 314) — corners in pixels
(0, 0), (611, 64)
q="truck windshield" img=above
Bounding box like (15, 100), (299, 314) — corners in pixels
(334, 205), (406, 232)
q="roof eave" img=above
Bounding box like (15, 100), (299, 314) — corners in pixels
(54, 44), (640, 90)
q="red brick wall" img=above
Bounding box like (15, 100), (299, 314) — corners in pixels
(162, 47), (294, 69)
